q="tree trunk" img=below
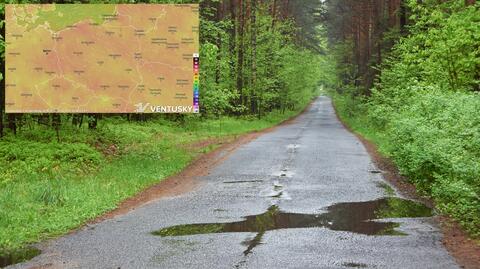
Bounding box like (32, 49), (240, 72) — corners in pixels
(52, 114), (61, 142)
(88, 114), (98, 129)
(399, 0), (406, 31)
(215, 0), (223, 84)
(8, 114), (16, 135)
(0, 106), (3, 138)
(79, 114), (84, 128)
(250, 0), (257, 115)
(284, 0), (290, 19)
(271, 0), (277, 29)
(0, 75), (4, 138)
(237, 0), (246, 108)
(229, 0), (237, 99)
(465, 0), (476, 6)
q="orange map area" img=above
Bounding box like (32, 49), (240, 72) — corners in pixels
(5, 4), (199, 113)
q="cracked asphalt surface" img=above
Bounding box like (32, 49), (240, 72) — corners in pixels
(12, 96), (459, 269)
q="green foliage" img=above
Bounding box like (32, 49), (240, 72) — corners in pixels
(36, 179), (67, 206)
(332, 0), (480, 237)
(380, 0), (480, 93)
(0, 140), (103, 184)
(277, 46), (321, 110)
(199, 42), (237, 116)
(384, 90), (480, 234)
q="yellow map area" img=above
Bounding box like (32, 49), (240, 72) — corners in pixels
(5, 4), (199, 113)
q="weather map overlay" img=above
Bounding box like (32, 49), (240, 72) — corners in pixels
(5, 4), (199, 113)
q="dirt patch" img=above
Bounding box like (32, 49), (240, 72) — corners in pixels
(185, 137), (229, 152)
(440, 217), (480, 269)
(94, 141), (120, 157)
(332, 101), (480, 269)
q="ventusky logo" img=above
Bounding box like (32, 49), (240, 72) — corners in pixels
(134, 103), (150, 113)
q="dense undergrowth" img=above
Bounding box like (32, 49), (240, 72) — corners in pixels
(332, 1), (480, 237)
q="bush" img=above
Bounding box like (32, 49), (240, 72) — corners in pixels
(0, 141), (103, 184)
(379, 90), (480, 235)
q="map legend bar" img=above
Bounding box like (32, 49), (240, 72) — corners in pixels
(193, 53), (199, 113)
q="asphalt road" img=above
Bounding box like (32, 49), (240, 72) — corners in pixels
(13, 96), (459, 269)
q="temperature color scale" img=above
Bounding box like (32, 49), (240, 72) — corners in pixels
(193, 53), (199, 113)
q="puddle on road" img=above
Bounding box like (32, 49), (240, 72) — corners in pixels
(0, 247), (41, 268)
(342, 262), (368, 268)
(272, 171), (294, 178)
(153, 198), (433, 255)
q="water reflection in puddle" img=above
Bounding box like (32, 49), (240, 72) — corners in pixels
(153, 198), (433, 256)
